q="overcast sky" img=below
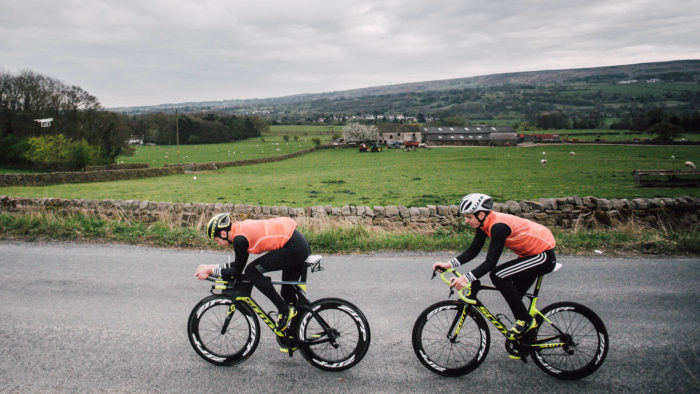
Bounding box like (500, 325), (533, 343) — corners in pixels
(2, 0), (699, 108)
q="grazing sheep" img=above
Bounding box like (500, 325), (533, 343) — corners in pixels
(671, 155), (676, 159)
(540, 159), (547, 165)
(542, 152), (546, 155)
(685, 161), (696, 169)
(570, 151), (575, 156)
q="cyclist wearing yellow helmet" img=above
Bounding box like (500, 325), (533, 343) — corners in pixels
(195, 213), (310, 332)
(433, 193), (557, 340)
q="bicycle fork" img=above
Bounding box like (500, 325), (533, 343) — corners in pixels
(221, 304), (237, 335)
(447, 305), (471, 342)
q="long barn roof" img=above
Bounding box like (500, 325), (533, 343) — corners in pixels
(421, 126), (514, 134)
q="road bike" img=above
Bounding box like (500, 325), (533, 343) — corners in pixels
(187, 255), (371, 371)
(412, 264), (608, 379)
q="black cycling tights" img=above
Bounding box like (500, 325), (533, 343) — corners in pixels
(243, 230), (311, 312)
(489, 249), (556, 322)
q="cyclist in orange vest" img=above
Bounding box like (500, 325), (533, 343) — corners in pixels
(433, 193), (557, 339)
(195, 214), (310, 332)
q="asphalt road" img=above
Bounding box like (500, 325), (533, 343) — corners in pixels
(0, 241), (698, 393)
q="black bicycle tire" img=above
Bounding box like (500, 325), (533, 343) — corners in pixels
(187, 294), (261, 366)
(530, 301), (608, 380)
(296, 297), (371, 371)
(411, 300), (490, 377)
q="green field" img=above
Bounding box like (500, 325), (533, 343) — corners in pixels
(519, 129), (700, 143)
(563, 134), (700, 142)
(471, 119), (520, 126)
(267, 125), (339, 135)
(1, 145), (697, 206)
(117, 134), (332, 168)
(0, 168), (40, 174)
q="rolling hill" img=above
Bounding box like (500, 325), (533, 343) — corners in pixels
(109, 60), (700, 122)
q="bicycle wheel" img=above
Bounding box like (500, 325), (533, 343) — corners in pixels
(412, 300), (490, 377)
(187, 295), (260, 366)
(296, 298), (371, 371)
(530, 301), (608, 380)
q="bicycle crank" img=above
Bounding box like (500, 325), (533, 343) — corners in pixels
(505, 340), (528, 363)
(277, 336), (298, 358)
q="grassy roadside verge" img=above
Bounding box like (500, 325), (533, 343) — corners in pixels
(1, 213), (698, 256)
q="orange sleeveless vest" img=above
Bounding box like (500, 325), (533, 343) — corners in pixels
(228, 217), (297, 254)
(481, 211), (555, 257)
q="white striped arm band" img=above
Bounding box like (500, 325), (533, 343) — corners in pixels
(212, 263), (230, 277)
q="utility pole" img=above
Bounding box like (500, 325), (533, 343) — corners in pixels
(176, 109), (180, 165)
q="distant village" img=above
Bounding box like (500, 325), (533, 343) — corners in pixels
(617, 78), (662, 84)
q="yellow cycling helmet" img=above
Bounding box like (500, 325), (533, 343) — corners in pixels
(206, 213), (232, 240)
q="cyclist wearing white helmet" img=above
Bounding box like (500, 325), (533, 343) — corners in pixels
(434, 193), (557, 341)
(195, 213), (310, 333)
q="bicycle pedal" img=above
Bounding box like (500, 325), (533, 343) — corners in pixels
(508, 355), (522, 360)
(279, 347), (297, 356)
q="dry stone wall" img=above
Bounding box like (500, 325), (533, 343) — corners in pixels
(0, 167), (184, 187)
(1, 195), (697, 231)
(85, 163), (149, 171)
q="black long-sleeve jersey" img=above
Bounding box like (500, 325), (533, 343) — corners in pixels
(449, 223), (511, 281)
(212, 235), (250, 276)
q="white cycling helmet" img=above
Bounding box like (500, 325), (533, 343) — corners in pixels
(458, 193), (493, 214)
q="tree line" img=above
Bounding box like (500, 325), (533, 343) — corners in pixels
(0, 70), (268, 170)
(0, 70), (131, 170)
(532, 108), (700, 140)
(130, 112), (267, 146)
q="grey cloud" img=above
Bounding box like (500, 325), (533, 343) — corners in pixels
(1, 0), (698, 107)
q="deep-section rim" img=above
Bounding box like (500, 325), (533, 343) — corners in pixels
(296, 297), (371, 371)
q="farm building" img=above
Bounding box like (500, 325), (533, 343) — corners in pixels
(380, 130), (422, 145)
(422, 126), (518, 146)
